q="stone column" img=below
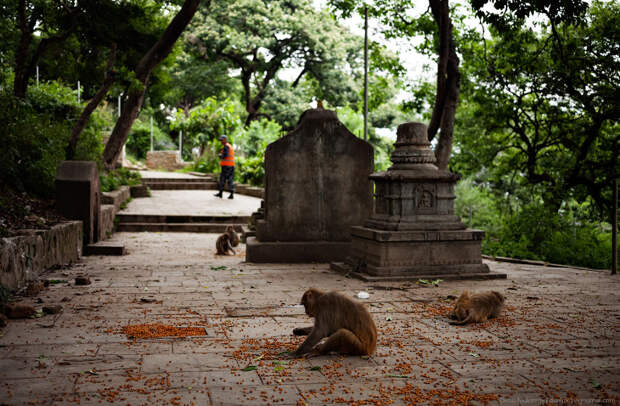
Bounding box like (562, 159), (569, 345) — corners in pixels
(331, 122), (505, 281)
(55, 161), (101, 246)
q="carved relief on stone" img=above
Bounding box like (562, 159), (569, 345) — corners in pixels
(414, 185), (436, 214)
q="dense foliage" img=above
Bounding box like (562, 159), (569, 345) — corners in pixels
(99, 168), (142, 193)
(0, 80), (104, 196)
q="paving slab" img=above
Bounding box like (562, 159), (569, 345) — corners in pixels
(1, 189), (619, 405)
(121, 190), (261, 217)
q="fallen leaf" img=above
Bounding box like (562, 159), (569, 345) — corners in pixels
(241, 365), (257, 371)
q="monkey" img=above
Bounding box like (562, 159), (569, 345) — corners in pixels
(291, 288), (377, 357)
(226, 226), (240, 248)
(215, 232), (235, 256)
(448, 290), (505, 325)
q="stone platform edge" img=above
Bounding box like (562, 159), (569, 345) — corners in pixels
(330, 261), (507, 282)
(245, 237), (350, 263)
(0, 221), (83, 290)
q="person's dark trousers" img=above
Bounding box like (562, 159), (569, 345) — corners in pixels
(218, 166), (235, 196)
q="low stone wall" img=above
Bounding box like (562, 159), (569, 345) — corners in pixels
(102, 186), (131, 212)
(146, 151), (187, 171)
(99, 205), (116, 241)
(0, 221), (82, 290)
(99, 186), (131, 241)
(235, 184), (264, 199)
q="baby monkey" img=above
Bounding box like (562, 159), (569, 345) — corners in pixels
(449, 290), (505, 325)
(215, 226), (239, 255)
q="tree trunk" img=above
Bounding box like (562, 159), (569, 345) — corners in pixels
(102, 0), (202, 169)
(428, 0), (461, 170)
(14, 0), (34, 99)
(66, 44), (117, 160)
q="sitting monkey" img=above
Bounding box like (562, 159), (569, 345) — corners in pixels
(227, 226), (240, 247)
(291, 288), (377, 357)
(449, 291), (505, 325)
(215, 228), (236, 256)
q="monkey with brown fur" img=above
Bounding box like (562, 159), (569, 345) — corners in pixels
(226, 226), (240, 247)
(291, 288), (377, 357)
(215, 232), (235, 256)
(215, 226), (240, 255)
(449, 291), (505, 325)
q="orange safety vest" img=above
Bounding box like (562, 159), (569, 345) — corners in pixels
(220, 142), (235, 166)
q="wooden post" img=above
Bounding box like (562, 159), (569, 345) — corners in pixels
(613, 178), (617, 275)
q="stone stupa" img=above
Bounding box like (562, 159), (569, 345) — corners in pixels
(331, 122), (505, 281)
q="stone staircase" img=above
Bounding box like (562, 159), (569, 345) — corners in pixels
(141, 175), (218, 190)
(115, 173), (252, 233)
(115, 214), (250, 233)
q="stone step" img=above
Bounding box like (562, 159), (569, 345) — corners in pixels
(115, 222), (242, 233)
(143, 181), (218, 190)
(330, 262), (507, 282)
(141, 177), (215, 183)
(116, 214), (250, 224)
(84, 242), (126, 256)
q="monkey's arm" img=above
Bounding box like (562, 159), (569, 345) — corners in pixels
(449, 313), (481, 325)
(293, 328), (324, 356)
(293, 326), (313, 336)
(226, 239), (236, 255)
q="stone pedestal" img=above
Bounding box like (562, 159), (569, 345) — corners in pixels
(55, 161), (101, 246)
(246, 108), (373, 263)
(331, 122), (505, 281)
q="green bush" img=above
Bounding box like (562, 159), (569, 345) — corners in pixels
(0, 81), (106, 197)
(126, 115), (173, 159)
(455, 177), (615, 269)
(236, 155), (265, 186)
(100, 168), (142, 192)
(481, 202), (613, 269)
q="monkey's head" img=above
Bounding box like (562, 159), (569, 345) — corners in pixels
(491, 291), (505, 304)
(450, 291), (471, 321)
(300, 288), (323, 318)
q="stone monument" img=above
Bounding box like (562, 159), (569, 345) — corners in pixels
(55, 161), (101, 246)
(245, 108), (373, 262)
(331, 122), (505, 280)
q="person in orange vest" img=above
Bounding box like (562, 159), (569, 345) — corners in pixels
(214, 135), (235, 199)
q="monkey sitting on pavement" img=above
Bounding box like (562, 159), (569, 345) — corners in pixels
(449, 291), (505, 325)
(227, 226), (240, 247)
(291, 288), (377, 357)
(215, 226), (238, 256)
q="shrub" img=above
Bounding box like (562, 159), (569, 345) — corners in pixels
(0, 81), (106, 197)
(126, 115), (173, 159)
(100, 168), (142, 192)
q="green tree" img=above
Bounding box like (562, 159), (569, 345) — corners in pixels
(158, 47), (238, 114)
(188, 0), (360, 125)
(170, 97), (241, 157)
(453, 1), (619, 217)
(102, 0), (201, 169)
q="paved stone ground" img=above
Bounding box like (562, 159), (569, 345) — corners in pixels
(137, 170), (209, 179)
(1, 189), (619, 405)
(122, 190), (261, 217)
